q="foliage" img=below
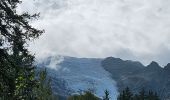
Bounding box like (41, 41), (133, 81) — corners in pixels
(68, 91), (99, 100)
(117, 87), (133, 100)
(0, 0), (51, 99)
(117, 87), (160, 100)
(34, 68), (54, 100)
(103, 90), (110, 100)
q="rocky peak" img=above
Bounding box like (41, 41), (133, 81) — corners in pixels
(146, 61), (162, 71)
(164, 63), (170, 72)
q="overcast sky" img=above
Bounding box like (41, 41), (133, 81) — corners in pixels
(18, 0), (170, 66)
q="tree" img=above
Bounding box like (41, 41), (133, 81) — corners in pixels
(103, 89), (110, 100)
(118, 87), (133, 100)
(138, 88), (146, 100)
(146, 90), (160, 100)
(117, 87), (160, 100)
(35, 68), (54, 100)
(68, 91), (99, 100)
(0, 0), (43, 99)
(133, 94), (140, 100)
(117, 92), (123, 100)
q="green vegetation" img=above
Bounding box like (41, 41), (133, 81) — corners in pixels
(118, 87), (160, 100)
(68, 91), (99, 100)
(0, 0), (53, 99)
(35, 69), (55, 100)
(68, 88), (160, 100)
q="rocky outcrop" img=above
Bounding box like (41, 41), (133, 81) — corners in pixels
(102, 57), (170, 100)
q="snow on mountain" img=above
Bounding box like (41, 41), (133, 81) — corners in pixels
(37, 56), (118, 100)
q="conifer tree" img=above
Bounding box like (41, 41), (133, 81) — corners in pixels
(133, 94), (140, 100)
(68, 91), (99, 100)
(103, 89), (110, 100)
(118, 87), (133, 100)
(138, 88), (146, 100)
(0, 0), (43, 99)
(35, 68), (53, 100)
(146, 90), (160, 100)
(117, 87), (160, 100)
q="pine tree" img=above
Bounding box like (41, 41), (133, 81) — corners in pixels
(133, 94), (140, 100)
(146, 90), (160, 100)
(35, 68), (54, 100)
(117, 87), (133, 100)
(103, 90), (110, 100)
(153, 92), (160, 100)
(117, 87), (160, 100)
(146, 90), (154, 100)
(138, 88), (146, 100)
(68, 91), (99, 100)
(0, 0), (43, 99)
(117, 92), (123, 100)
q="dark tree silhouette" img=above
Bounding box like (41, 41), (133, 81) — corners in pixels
(103, 89), (110, 100)
(118, 87), (160, 100)
(138, 88), (146, 100)
(118, 87), (133, 100)
(68, 91), (99, 100)
(0, 0), (43, 99)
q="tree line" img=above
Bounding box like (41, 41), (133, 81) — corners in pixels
(117, 87), (160, 100)
(68, 88), (160, 100)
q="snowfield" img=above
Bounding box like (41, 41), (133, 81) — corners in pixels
(38, 56), (118, 100)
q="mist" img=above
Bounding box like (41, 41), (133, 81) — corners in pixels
(18, 0), (170, 66)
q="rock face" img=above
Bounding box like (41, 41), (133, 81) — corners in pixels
(164, 63), (170, 72)
(101, 57), (170, 100)
(101, 57), (144, 79)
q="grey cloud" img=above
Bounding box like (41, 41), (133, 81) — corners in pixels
(19, 0), (170, 66)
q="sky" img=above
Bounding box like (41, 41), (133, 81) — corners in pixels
(18, 0), (170, 66)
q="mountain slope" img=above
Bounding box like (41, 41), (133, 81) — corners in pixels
(37, 56), (170, 100)
(37, 56), (118, 100)
(102, 57), (170, 100)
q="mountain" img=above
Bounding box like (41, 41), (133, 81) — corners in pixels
(101, 57), (144, 80)
(102, 57), (170, 100)
(37, 56), (170, 100)
(144, 61), (162, 72)
(164, 63), (170, 72)
(37, 56), (118, 100)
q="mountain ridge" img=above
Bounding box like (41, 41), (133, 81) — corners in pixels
(102, 57), (170, 100)
(37, 56), (170, 100)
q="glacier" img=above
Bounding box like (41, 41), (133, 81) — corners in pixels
(37, 56), (118, 100)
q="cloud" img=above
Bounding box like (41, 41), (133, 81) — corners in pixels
(18, 0), (170, 66)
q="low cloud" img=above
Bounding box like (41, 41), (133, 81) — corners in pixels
(18, 0), (170, 66)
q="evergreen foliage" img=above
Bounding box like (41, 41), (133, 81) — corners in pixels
(103, 90), (110, 100)
(118, 87), (160, 100)
(68, 91), (99, 100)
(0, 0), (54, 99)
(35, 69), (54, 100)
(117, 87), (133, 100)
